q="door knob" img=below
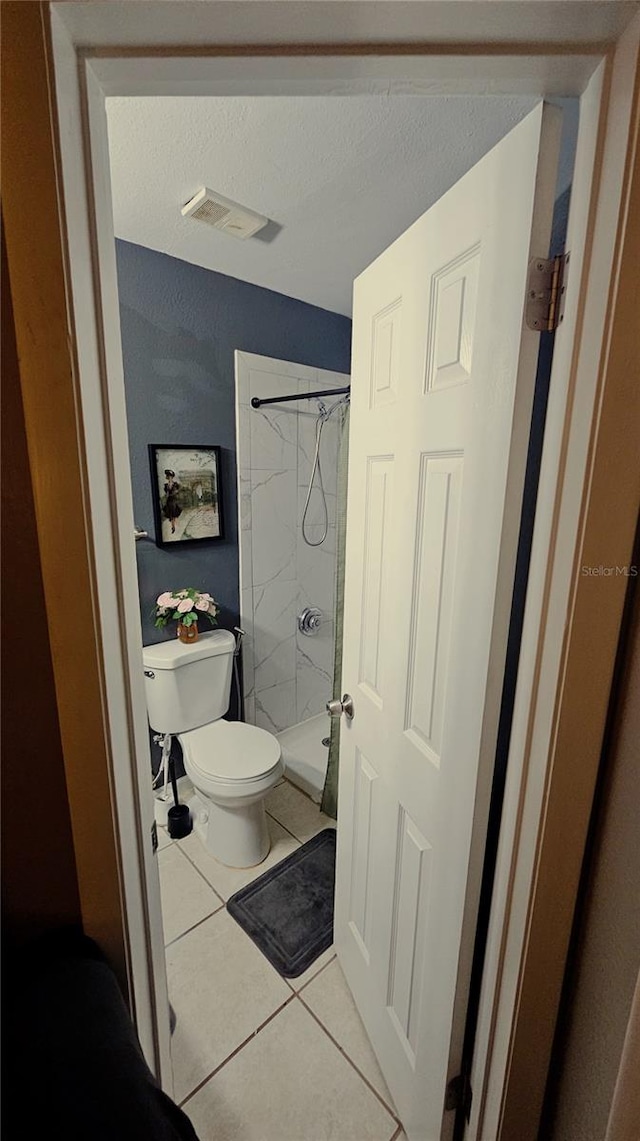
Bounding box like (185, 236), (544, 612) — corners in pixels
(326, 694), (355, 720)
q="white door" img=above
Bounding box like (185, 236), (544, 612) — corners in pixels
(335, 103), (562, 1140)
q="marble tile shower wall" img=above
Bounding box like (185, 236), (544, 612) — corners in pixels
(236, 354), (348, 735)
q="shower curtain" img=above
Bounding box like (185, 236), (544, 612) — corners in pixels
(321, 404), (350, 820)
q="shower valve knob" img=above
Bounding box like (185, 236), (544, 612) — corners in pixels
(326, 694), (354, 721)
(298, 607), (322, 636)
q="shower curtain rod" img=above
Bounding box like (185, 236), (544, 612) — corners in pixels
(250, 385), (350, 409)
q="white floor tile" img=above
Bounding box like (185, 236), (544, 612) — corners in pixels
(177, 814), (300, 902)
(158, 845), (222, 946)
(183, 998), (397, 1141)
(287, 945), (336, 993)
(167, 910), (291, 1103)
(302, 960), (396, 1112)
(156, 825), (173, 851)
(266, 779), (335, 843)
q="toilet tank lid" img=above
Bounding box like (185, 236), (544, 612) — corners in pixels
(142, 629), (235, 670)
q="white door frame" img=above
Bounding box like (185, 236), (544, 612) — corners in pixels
(46, 3), (640, 1134)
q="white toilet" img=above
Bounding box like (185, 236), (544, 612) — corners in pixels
(142, 630), (283, 868)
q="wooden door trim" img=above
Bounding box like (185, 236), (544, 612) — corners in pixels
(1, 2), (128, 984)
(498, 30), (640, 1139)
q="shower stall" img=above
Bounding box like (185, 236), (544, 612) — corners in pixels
(235, 351), (349, 802)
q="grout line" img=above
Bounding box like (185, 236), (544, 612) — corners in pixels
(278, 774), (325, 809)
(285, 951), (337, 995)
(167, 848), (336, 986)
(179, 993), (296, 1109)
(265, 809), (334, 847)
(265, 808), (307, 845)
(281, 775), (325, 809)
(173, 837), (229, 902)
(167, 838), (226, 905)
(163, 907), (224, 951)
(297, 991), (402, 1127)
(266, 781), (334, 844)
(177, 808), (307, 891)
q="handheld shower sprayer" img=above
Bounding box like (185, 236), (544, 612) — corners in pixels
(301, 394), (349, 547)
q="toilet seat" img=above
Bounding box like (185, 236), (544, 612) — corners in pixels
(179, 719), (281, 784)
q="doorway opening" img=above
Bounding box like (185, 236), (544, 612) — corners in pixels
(99, 90), (576, 1138)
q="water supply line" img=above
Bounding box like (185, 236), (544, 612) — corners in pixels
(152, 731), (172, 803)
(233, 627), (245, 720)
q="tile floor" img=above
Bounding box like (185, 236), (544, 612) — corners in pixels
(158, 777), (405, 1141)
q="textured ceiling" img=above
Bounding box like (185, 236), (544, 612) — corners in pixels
(106, 95), (573, 315)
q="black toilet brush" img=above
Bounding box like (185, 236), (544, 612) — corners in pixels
(167, 756), (192, 839)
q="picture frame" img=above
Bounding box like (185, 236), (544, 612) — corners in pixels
(148, 444), (224, 547)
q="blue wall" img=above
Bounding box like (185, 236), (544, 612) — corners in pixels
(116, 239), (352, 649)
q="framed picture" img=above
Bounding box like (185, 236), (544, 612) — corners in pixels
(148, 444), (224, 547)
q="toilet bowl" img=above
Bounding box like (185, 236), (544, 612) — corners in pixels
(179, 719), (283, 867)
(142, 630), (282, 868)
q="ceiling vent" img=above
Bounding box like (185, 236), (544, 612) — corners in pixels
(181, 187), (268, 240)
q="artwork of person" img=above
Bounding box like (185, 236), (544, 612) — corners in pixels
(163, 469), (182, 535)
(150, 447), (223, 545)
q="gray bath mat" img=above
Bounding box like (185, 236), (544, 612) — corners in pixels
(227, 829), (336, 978)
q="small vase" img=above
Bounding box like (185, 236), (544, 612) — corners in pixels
(177, 622), (198, 645)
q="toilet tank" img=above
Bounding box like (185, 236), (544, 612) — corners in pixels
(142, 629), (236, 734)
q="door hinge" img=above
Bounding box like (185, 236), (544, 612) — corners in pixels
(445, 1072), (473, 1120)
(151, 820), (158, 855)
(525, 252), (569, 332)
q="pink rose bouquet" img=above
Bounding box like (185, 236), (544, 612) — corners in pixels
(153, 588), (219, 631)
